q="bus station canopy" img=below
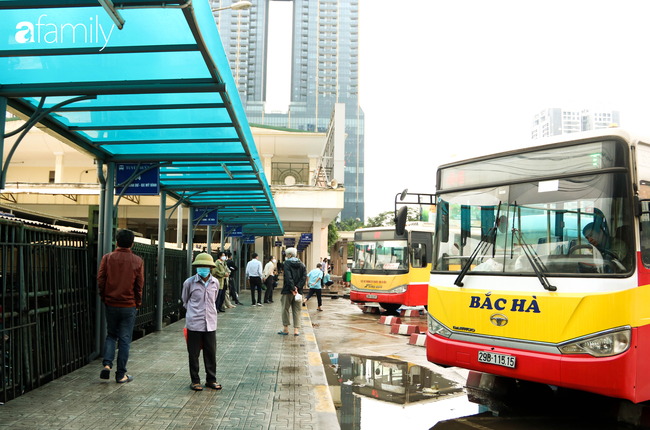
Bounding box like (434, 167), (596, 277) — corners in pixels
(0, 0), (283, 236)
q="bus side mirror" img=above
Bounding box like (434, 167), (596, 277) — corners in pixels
(396, 206), (408, 236)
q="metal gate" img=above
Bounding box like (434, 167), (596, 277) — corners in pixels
(0, 218), (92, 403)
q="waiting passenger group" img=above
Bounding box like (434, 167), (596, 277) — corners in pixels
(99, 231), (331, 392)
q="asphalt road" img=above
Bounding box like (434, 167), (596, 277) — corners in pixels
(306, 296), (636, 430)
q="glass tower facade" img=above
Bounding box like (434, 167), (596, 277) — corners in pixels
(212, 0), (364, 222)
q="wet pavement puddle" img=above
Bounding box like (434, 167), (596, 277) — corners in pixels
(320, 352), (478, 429)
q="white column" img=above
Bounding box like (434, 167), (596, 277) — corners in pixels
(255, 236), (264, 258)
(308, 155), (319, 186)
(54, 152), (64, 183)
(310, 211), (322, 270)
(262, 154), (273, 184)
(177, 205), (183, 248)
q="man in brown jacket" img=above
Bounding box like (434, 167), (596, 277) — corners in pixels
(98, 229), (144, 383)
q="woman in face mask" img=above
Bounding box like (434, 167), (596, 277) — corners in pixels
(212, 251), (231, 312)
(182, 253), (221, 391)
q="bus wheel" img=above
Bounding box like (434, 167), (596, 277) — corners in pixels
(380, 303), (400, 315)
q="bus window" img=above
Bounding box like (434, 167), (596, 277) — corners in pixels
(640, 182), (650, 267)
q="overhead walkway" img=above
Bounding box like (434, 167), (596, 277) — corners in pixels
(0, 293), (339, 429)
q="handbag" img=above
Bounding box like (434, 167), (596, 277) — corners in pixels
(295, 293), (302, 302)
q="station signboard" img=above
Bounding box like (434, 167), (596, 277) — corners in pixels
(284, 237), (296, 246)
(300, 233), (313, 243)
(115, 163), (160, 195)
(243, 235), (256, 244)
(193, 208), (218, 226)
(225, 225), (243, 237)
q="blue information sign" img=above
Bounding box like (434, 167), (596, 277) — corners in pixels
(193, 208), (218, 226)
(300, 233), (313, 243)
(274, 241), (282, 247)
(115, 163), (160, 196)
(243, 235), (256, 244)
(225, 225), (243, 238)
(283, 237), (296, 246)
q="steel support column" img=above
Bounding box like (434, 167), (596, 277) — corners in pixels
(0, 97), (7, 186)
(187, 206), (194, 277)
(100, 162), (115, 347)
(92, 159), (106, 360)
(207, 225), (212, 254)
(156, 192), (166, 331)
(221, 224), (225, 255)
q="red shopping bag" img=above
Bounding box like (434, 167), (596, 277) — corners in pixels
(183, 327), (203, 349)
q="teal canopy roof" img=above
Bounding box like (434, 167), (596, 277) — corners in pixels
(0, 0), (283, 236)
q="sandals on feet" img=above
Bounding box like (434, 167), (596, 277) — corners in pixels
(190, 383), (203, 391)
(100, 368), (110, 380)
(278, 331), (289, 335)
(205, 382), (222, 390)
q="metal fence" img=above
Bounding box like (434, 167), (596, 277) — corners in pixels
(0, 218), (92, 404)
(131, 243), (187, 331)
(0, 217), (189, 403)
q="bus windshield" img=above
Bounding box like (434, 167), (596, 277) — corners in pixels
(434, 172), (634, 276)
(353, 240), (409, 273)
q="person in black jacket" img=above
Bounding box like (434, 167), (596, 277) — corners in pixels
(225, 252), (241, 305)
(278, 248), (307, 336)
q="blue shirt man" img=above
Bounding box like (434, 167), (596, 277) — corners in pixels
(307, 267), (323, 289)
(304, 263), (324, 311)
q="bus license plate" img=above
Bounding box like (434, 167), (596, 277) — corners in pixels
(478, 351), (516, 368)
(366, 294), (377, 299)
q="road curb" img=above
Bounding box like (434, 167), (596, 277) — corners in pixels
(302, 310), (341, 430)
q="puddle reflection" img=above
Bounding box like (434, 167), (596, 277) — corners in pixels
(321, 352), (478, 429)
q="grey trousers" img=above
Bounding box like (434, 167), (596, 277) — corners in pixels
(281, 292), (301, 328)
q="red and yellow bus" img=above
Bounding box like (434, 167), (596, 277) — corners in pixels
(350, 223), (435, 314)
(424, 129), (650, 403)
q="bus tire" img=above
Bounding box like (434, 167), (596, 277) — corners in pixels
(380, 303), (400, 315)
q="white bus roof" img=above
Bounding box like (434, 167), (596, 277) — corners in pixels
(441, 128), (650, 169)
(354, 222), (435, 234)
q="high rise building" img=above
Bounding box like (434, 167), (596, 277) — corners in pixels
(531, 107), (620, 139)
(211, 0), (364, 222)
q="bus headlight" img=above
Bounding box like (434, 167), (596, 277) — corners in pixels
(389, 284), (407, 294)
(427, 312), (452, 338)
(350, 284), (359, 291)
(558, 327), (631, 357)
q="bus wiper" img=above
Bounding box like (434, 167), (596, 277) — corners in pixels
(453, 229), (496, 287)
(511, 228), (557, 292)
(454, 202), (501, 287)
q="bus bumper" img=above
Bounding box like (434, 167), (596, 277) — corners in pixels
(426, 329), (640, 402)
(350, 283), (427, 306)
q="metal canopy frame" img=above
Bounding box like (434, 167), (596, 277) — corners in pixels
(0, 0), (283, 237)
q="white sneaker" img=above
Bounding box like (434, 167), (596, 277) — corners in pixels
(257, 303), (263, 307)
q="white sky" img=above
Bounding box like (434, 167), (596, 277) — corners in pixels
(265, 0), (650, 221)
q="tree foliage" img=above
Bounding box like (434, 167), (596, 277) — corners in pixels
(328, 219), (339, 249)
(365, 208), (420, 227)
(337, 217), (364, 231)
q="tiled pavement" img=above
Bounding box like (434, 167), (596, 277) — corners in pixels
(0, 291), (339, 430)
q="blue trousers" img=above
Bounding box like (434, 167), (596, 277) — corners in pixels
(103, 305), (137, 381)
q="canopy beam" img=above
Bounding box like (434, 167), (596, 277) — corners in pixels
(0, 80), (225, 98)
